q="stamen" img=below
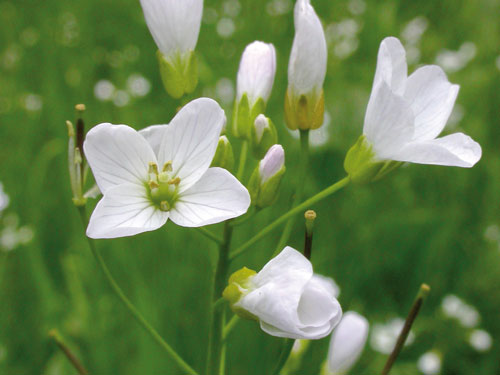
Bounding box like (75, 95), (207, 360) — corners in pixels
(149, 181), (159, 189)
(163, 161), (173, 172)
(160, 200), (170, 211)
(148, 162), (159, 175)
(168, 177), (181, 186)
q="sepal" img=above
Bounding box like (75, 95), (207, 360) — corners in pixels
(157, 50), (198, 99)
(223, 267), (258, 320)
(284, 89), (324, 130)
(232, 94), (265, 139)
(211, 136), (235, 172)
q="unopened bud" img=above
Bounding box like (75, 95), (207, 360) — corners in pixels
(211, 136), (235, 172)
(248, 145), (286, 208)
(251, 114), (277, 159)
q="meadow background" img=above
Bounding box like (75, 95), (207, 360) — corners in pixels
(1, 0), (500, 374)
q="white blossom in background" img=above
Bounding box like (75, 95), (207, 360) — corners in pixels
(94, 80), (115, 101)
(469, 329), (492, 352)
(236, 41), (276, 107)
(127, 74), (151, 97)
(139, 0), (202, 63)
(84, 98), (250, 239)
(417, 351), (442, 375)
(441, 294), (480, 328)
(285, 0), (327, 130)
(370, 318), (415, 354)
(0, 213), (34, 252)
(358, 37), (481, 168)
(0, 183), (9, 213)
(326, 311), (369, 374)
(436, 42), (476, 74)
(224, 246), (342, 339)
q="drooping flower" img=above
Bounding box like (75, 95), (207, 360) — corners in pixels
(139, 0), (203, 98)
(345, 37), (481, 183)
(84, 98), (250, 239)
(285, 0), (327, 130)
(326, 311), (369, 374)
(233, 41), (276, 139)
(223, 246), (342, 339)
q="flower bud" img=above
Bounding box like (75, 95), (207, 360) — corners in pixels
(250, 114), (278, 159)
(248, 145), (285, 208)
(223, 246), (342, 339)
(233, 41), (276, 139)
(285, 0), (327, 130)
(140, 0), (202, 98)
(326, 311), (369, 374)
(210, 136), (235, 172)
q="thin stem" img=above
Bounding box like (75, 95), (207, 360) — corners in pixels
(49, 329), (88, 375)
(77, 207), (198, 375)
(206, 221), (234, 375)
(230, 206), (257, 227)
(236, 140), (249, 181)
(222, 315), (240, 340)
(273, 130), (310, 256)
(230, 176), (350, 260)
(197, 227), (223, 244)
(272, 339), (295, 375)
(381, 284), (431, 375)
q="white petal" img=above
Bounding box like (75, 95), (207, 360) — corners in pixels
(140, 0), (203, 58)
(237, 41), (277, 105)
(86, 183), (168, 239)
(139, 124), (168, 157)
(372, 37), (407, 95)
(84, 123), (157, 193)
(157, 98), (226, 192)
(328, 311), (369, 374)
(288, 0), (327, 97)
(404, 65), (459, 141)
(259, 144), (285, 184)
(168, 167), (250, 227)
(363, 82), (415, 159)
(392, 132), (482, 167)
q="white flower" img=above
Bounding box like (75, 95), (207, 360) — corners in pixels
(288, 0), (327, 99)
(259, 144), (285, 184)
(237, 41), (277, 106)
(327, 311), (369, 374)
(226, 246), (342, 340)
(139, 0), (203, 61)
(363, 37), (481, 167)
(84, 98), (250, 239)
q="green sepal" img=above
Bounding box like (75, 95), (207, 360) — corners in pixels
(223, 267), (258, 321)
(250, 116), (278, 159)
(232, 94), (266, 140)
(344, 135), (403, 184)
(247, 167), (261, 204)
(157, 50), (198, 99)
(284, 88), (324, 131)
(257, 166), (285, 208)
(211, 136), (235, 172)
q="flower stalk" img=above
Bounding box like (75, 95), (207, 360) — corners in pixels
(49, 329), (88, 375)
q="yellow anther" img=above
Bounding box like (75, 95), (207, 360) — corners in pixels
(148, 162), (159, 175)
(163, 161), (173, 172)
(149, 181), (159, 189)
(160, 201), (170, 211)
(168, 177), (181, 186)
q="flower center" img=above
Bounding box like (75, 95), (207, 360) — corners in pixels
(147, 161), (180, 212)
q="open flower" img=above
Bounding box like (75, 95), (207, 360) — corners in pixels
(223, 246), (342, 339)
(84, 98), (250, 239)
(345, 37), (481, 182)
(326, 311), (369, 374)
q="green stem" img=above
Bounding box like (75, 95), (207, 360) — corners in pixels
(222, 315), (240, 340)
(230, 176), (350, 260)
(273, 130), (310, 255)
(381, 284), (431, 375)
(197, 227), (223, 244)
(236, 140), (249, 181)
(49, 329), (88, 375)
(272, 339), (295, 375)
(77, 207), (198, 375)
(206, 221), (234, 375)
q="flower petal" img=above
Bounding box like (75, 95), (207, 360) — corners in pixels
(328, 311), (369, 374)
(404, 65), (459, 141)
(363, 82), (415, 159)
(157, 98), (226, 192)
(168, 167), (250, 227)
(372, 37), (407, 95)
(393, 132), (482, 167)
(84, 123), (157, 193)
(139, 124), (168, 157)
(87, 183), (168, 239)
(288, 0), (327, 97)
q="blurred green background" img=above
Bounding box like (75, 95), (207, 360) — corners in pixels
(1, 0), (499, 374)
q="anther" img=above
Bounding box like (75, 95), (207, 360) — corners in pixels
(149, 181), (159, 189)
(168, 177), (181, 186)
(148, 162), (159, 175)
(163, 161), (173, 172)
